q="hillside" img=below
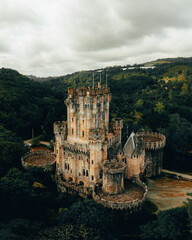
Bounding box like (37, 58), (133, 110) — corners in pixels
(0, 68), (66, 140)
(40, 58), (192, 171)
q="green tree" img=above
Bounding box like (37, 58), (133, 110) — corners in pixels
(154, 101), (165, 113)
(58, 199), (112, 232)
(33, 224), (102, 240)
(181, 83), (189, 95)
(140, 207), (190, 240)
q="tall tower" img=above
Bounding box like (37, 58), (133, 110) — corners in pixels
(65, 86), (111, 143)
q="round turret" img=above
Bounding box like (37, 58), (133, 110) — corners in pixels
(101, 160), (126, 195)
(137, 131), (166, 177)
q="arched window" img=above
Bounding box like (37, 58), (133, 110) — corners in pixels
(86, 170), (88, 177)
(83, 169), (85, 176)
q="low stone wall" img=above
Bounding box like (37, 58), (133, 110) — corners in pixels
(137, 131), (166, 150)
(21, 150), (56, 172)
(92, 179), (148, 211)
(56, 174), (93, 198)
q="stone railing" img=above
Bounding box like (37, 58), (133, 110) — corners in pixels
(92, 179), (148, 211)
(137, 131), (166, 150)
(63, 142), (90, 155)
(21, 150), (56, 172)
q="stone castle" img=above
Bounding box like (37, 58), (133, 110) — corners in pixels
(52, 85), (166, 210)
(21, 85), (166, 210)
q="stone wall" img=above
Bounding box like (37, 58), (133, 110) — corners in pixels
(92, 179), (148, 211)
(137, 131), (166, 177)
(21, 150), (56, 172)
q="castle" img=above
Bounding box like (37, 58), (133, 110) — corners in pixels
(52, 85), (166, 210)
(21, 84), (166, 210)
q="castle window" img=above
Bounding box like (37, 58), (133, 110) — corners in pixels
(65, 163), (67, 169)
(92, 160), (94, 164)
(68, 164), (69, 170)
(83, 169), (85, 176)
(86, 170), (89, 177)
(72, 128), (74, 135)
(91, 175), (94, 180)
(82, 131), (84, 137)
(83, 119), (84, 124)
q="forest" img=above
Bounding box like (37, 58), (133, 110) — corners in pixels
(0, 57), (192, 239)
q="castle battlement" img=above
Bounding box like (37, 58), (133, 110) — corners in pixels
(137, 131), (166, 150)
(54, 121), (67, 134)
(92, 179), (147, 210)
(63, 141), (90, 155)
(68, 86), (110, 98)
(21, 150), (56, 172)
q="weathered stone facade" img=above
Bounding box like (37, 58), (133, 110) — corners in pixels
(52, 86), (166, 210)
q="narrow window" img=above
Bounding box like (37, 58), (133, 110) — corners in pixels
(86, 170), (88, 177)
(68, 164), (69, 170)
(92, 160), (94, 164)
(65, 163), (67, 169)
(91, 175), (94, 180)
(82, 131), (84, 137)
(83, 119), (84, 124)
(72, 128), (74, 135)
(83, 169), (85, 176)
(72, 118), (74, 122)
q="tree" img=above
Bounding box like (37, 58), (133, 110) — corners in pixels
(58, 199), (112, 232)
(154, 101), (165, 113)
(140, 207), (190, 240)
(32, 224), (102, 240)
(0, 126), (25, 177)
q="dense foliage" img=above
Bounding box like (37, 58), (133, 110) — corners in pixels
(0, 68), (66, 140)
(0, 58), (192, 239)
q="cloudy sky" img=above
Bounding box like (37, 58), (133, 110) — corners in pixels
(1, 0), (192, 77)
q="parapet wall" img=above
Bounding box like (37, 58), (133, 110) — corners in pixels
(92, 179), (148, 211)
(63, 142), (90, 155)
(56, 174), (92, 198)
(68, 86), (110, 97)
(137, 131), (166, 150)
(21, 150), (56, 172)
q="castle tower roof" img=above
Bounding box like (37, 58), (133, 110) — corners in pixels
(123, 132), (142, 158)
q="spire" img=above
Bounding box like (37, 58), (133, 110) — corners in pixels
(100, 72), (102, 86)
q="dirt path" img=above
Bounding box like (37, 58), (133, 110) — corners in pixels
(147, 176), (192, 211)
(162, 169), (192, 181)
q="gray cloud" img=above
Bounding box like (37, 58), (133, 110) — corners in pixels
(0, 0), (192, 76)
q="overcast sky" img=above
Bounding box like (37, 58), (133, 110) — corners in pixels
(1, 0), (192, 77)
